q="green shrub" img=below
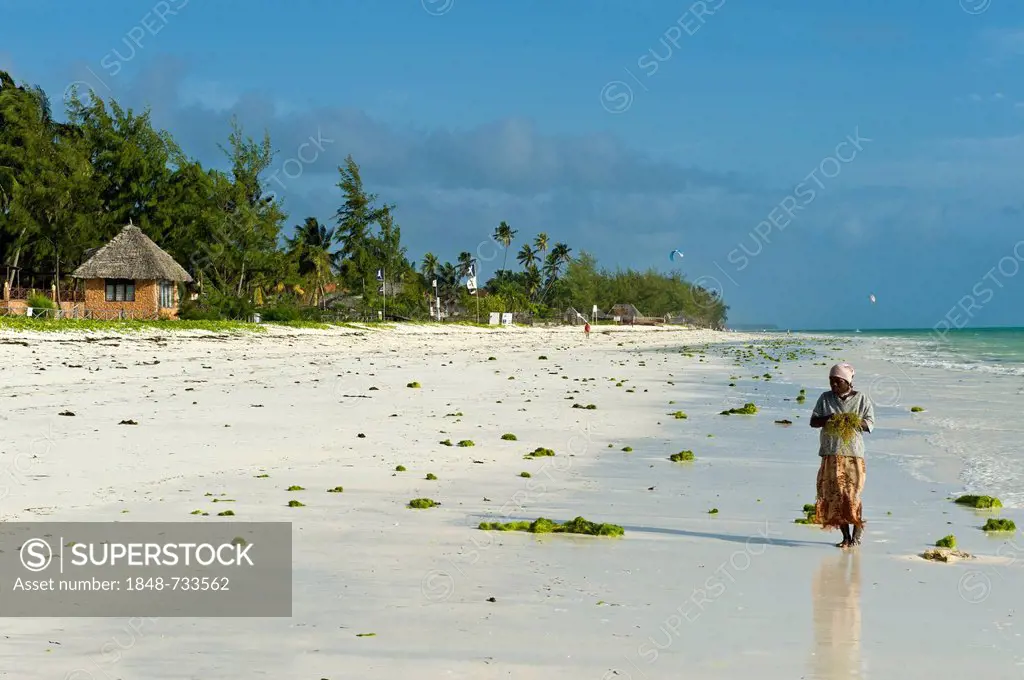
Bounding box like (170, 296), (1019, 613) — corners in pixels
(259, 303), (303, 322)
(26, 292), (56, 311)
(525, 447), (555, 458)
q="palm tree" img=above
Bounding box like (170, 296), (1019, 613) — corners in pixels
(551, 242), (572, 268)
(493, 221), (516, 273)
(516, 243), (538, 271)
(420, 252), (439, 281)
(437, 261), (459, 316)
(533, 232), (549, 254)
(457, 251), (474, 279)
(285, 217), (336, 307)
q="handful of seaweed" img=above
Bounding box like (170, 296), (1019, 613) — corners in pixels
(824, 412), (862, 443)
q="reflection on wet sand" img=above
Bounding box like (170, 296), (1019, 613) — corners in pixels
(811, 550), (863, 679)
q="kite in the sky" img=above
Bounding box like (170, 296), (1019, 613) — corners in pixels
(869, 294), (876, 304)
(669, 249), (684, 262)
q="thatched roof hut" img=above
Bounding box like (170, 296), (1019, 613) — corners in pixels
(71, 223), (193, 282)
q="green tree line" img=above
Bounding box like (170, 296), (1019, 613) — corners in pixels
(0, 70), (727, 326)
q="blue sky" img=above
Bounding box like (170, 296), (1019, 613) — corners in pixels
(2, 0), (1023, 329)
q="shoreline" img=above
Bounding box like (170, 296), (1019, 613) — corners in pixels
(1, 325), (1022, 678)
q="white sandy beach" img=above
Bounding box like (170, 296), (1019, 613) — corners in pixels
(0, 323), (1022, 679)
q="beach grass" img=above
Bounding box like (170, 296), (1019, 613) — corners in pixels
(0, 317), (263, 334)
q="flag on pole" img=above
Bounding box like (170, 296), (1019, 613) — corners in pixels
(467, 262), (475, 278)
(467, 276), (477, 291)
(376, 268), (383, 281)
(432, 279), (437, 288)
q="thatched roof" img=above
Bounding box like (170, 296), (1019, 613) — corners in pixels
(71, 224), (193, 282)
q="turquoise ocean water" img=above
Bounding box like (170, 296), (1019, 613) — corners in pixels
(800, 327), (1024, 376)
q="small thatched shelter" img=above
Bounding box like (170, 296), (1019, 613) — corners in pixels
(71, 223), (193, 320)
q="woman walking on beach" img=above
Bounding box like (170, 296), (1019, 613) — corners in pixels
(810, 363), (875, 548)
(584, 322), (590, 339)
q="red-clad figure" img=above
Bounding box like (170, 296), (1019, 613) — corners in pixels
(584, 322), (591, 339)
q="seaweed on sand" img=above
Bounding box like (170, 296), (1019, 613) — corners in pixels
(478, 516), (624, 536)
(954, 494), (1002, 509)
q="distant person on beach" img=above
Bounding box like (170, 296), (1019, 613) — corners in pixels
(584, 322), (590, 339)
(810, 363), (875, 548)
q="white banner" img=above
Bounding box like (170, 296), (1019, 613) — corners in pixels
(466, 276), (477, 291)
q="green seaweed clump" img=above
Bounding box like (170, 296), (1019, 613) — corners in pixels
(286, 485), (305, 491)
(501, 433), (518, 441)
(520, 471), (531, 478)
(525, 447), (555, 458)
(425, 473), (438, 480)
(720, 402), (758, 415)
(910, 406), (925, 412)
(795, 503), (817, 524)
(622, 446), (633, 452)
(538, 355), (548, 360)
(572, 403), (597, 410)
(669, 411), (687, 419)
(395, 465), (407, 472)
(982, 518), (1016, 532)
(217, 510), (235, 517)
(287, 500), (305, 507)
(439, 439), (452, 446)
(327, 486), (344, 493)
(478, 516), (624, 537)
(669, 450), (694, 462)
(456, 440), (475, 447)
(408, 498), (439, 509)
(824, 412), (863, 443)
(935, 534), (957, 549)
(708, 508), (719, 515)
(955, 494), (1002, 509)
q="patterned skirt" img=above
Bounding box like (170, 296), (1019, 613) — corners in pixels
(815, 455), (866, 530)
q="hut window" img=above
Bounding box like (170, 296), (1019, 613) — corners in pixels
(159, 281), (174, 308)
(104, 279), (135, 302)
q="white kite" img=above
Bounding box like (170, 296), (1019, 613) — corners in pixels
(669, 249), (684, 262)
(869, 294), (876, 304)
